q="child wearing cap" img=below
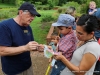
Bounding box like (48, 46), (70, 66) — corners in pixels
(50, 14), (77, 75)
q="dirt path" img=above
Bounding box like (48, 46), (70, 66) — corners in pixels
(0, 51), (49, 75)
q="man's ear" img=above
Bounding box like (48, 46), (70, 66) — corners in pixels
(19, 10), (23, 15)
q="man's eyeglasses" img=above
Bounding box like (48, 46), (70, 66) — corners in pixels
(23, 10), (36, 17)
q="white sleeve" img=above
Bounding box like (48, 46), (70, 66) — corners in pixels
(83, 42), (100, 60)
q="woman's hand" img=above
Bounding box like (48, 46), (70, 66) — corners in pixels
(53, 52), (64, 60)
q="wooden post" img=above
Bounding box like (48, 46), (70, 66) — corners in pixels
(46, 25), (54, 45)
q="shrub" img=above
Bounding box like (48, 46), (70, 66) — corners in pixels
(9, 8), (17, 12)
(35, 2), (42, 5)
(47, 0), (59, 9)
(0, 11), (10, 19)
(63, 1), (80, 13)
(36, 5), (49, 10)
(80, 0), (91, 14)
(0, 8), (17, 20)
(57, 7), (66, 13)
(37, 6), (43, 10)
(41, 15), (54, 22)
(57, 8), (62, 13)
(41, 14), (57, 22)
(42, 6), (49, 10)
(53, 6), (60, 10)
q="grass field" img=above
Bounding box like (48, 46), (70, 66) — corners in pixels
(30, 10), (57, 44)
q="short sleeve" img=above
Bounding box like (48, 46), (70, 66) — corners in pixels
(0, 23), (12, 46)
(84, 42), (100, 60)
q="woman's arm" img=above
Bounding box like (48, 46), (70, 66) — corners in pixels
(54, 52), (96, 75)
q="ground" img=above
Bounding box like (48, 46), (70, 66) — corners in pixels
(0, 51), (50, 75)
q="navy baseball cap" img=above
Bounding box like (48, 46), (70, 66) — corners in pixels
(52, 14), (75, 27)
(18, 2), (41, 17)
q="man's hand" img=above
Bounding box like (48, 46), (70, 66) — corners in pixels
(37, 44), (44, 52)
(25, 41), (39, 51)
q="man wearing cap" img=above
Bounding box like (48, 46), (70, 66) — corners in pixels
(0, 2), (41, 75)
(50, 14), (77, 75)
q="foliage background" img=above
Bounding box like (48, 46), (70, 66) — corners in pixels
(0, 0), (100, 44)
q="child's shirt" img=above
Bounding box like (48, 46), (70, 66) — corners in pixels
(58, 30), (77, 61)
(88, 8), (97, 15)
(88, 9), (94, 12)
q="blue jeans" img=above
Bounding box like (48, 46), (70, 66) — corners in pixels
(94, 37), (100, 75)
(50, 60), (65, 75)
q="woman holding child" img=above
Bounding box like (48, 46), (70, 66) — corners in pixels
(53, 14), (100, 75)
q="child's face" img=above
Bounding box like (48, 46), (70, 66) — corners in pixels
(89, 3), (96, 9)
(58, 26), (71, 35)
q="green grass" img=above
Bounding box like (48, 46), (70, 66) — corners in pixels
(30, 10), (57, 44)
(30, 17), (46, 44)
(0, 3), (15, 8)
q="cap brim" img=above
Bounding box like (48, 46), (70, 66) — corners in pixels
(52, 22), (66, 27)
(29, 10), (41, 17)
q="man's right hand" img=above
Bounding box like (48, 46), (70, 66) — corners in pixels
(25, 41), (39, 51)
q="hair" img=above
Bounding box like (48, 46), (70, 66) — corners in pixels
(75, 16), (80, 22)
(89, 1), (96, 6)
(65, 6), (76, 15)
(77, 14), (99, 34)
(17, 10), (28, 15)
(57, 26), (69, 29)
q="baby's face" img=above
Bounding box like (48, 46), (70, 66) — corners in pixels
(89, 3), (96, 9)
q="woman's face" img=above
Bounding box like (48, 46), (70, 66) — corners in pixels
(76, 26), (93, 41)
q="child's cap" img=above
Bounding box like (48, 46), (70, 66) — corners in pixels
(52, 14), (75, 27)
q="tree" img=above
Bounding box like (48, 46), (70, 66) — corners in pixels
(95, 0), (100, 7)
(15, 0), (24, 6)
(58, 0), (67, 6)
(1, 0), (4, 3)
(47, 0), (59, 9)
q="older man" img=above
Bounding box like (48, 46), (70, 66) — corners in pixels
(0, 2), (41, 75)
